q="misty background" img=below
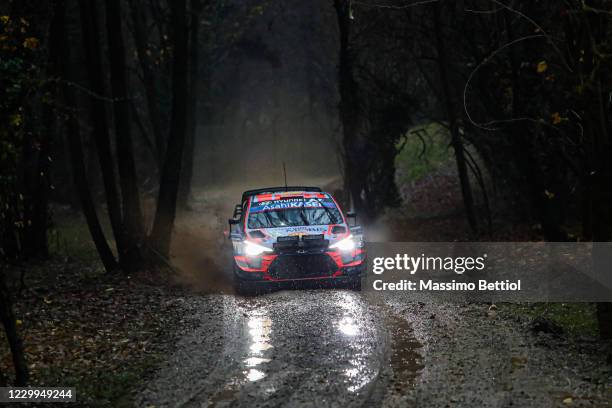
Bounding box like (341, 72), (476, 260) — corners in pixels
(192, 0), (341, 189)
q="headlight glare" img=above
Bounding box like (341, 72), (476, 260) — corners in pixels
(330, 235), (356, 251)
(244, 240), (272, 256)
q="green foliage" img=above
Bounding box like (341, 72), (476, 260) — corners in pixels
(503, 303), (598, 338)
(395, 123), (453, 185)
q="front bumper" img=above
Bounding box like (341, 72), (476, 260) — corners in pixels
(233, 248), (365, 282)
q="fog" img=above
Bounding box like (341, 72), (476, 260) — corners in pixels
(192, 0), (342, 191)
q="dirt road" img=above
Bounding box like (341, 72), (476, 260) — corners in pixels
(136, 188), (611, 407)
(137, 289), (611, 407)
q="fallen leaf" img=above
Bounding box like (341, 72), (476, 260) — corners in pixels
(551, 112), (563, 125)
(537, 60), (548, 73)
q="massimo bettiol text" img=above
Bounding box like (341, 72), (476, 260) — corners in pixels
(364, 242), (612, 302)
(370, 253), (521, 292)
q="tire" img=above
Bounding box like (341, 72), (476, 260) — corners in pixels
(233, 265), (262, 296)
(234, 279), (256, 296)
(344, 265), (364, 291)
(336, 275), (361, 291)
(348, 276), (362, 291)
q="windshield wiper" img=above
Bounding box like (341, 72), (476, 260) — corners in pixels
(299, 208), (310, 226)
(313, 197), (339, 224)
(262, 211), (276, 228)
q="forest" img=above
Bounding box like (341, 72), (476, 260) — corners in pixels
(0, 0), (611, 403)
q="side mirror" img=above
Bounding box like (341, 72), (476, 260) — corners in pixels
(346, 211), (357, 226)
(350, 225), (364, 248)
(230, 232), (243, 241)
(349, 225), (362, 235)
(228, 218), (240, 238)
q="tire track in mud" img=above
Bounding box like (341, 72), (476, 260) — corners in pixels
(188, 291), (386, 407)
(140, 290), (425, 407)
(363, 295), (425, 407)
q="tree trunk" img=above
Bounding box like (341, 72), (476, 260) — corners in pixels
(333, 0), (366, 216)
(432, 1), (477, 233)
(562, 5), (612, 339)
(0, 269), (28, 385)
(19, 1), (58, 259)
(178, 0), (203, 210)
(504, 10), (566, 241)
(55, 0), (118, 273)
(78, 0), (129, 270)
(562, 6), (612, 339)
(104, 0), (145, 271)
(150, 0), (189, 256)
(20, 115), (49, 259)
(128, 0), (166, 165)
(64, 97), (118, 273)
(592, 77), (612, 339)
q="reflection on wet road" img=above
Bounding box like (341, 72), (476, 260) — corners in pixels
(164, 290), (423, 407)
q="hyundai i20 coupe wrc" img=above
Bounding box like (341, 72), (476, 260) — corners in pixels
(228, 187), (365, 295)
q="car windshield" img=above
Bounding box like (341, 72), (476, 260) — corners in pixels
(247, 197), (343, 228)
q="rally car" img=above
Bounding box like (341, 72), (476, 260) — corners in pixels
(228, 187), (365, 294)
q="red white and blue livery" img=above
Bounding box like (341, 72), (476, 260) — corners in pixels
(228, 187), (365, 294)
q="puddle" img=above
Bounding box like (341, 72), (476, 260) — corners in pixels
(207, 306), (274, 406)
(209, 292), (393, 403)
(386, 312), (424, 388)
(338, 316), (360, 336)
(335, 292), (381, 393)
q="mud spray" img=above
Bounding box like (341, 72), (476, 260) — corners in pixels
(167, 177), (349, 294)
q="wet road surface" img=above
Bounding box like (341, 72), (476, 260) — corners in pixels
(138, 290), (423, 407)
(138, 288), (612, 408)
(139, 192), (612, 407)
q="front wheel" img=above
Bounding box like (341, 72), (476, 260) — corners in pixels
(348, 276), (362, 291)
(234, 279), (257, 296)
(339, 275), (361, 291)
(233, 265), (265, 296)
(344, 265), (364, 291)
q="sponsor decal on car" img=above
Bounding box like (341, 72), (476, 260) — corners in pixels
(250, 198), (336, 213)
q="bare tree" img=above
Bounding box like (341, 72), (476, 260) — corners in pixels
(432, 1), (477, 232)
(78, 0), (130, 270)
(56, 0), (117, 273)
(128, 0), (166, 165)
(105, 0), (146, 269)
(0, 269), (28, 385)
(150, 0), (189, 256)
(334, 0), (367, 216)
(178, 0), (204, 210)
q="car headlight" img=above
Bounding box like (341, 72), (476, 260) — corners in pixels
(330, 235), (356, 251)
(244, 240), (273, 256)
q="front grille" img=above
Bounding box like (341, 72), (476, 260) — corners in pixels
(268, 253), (337, 279)
(273, 235), (329, 254)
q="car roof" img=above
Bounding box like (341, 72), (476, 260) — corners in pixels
(250, 190), (330, 203)
(241, 186), (322, 203)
